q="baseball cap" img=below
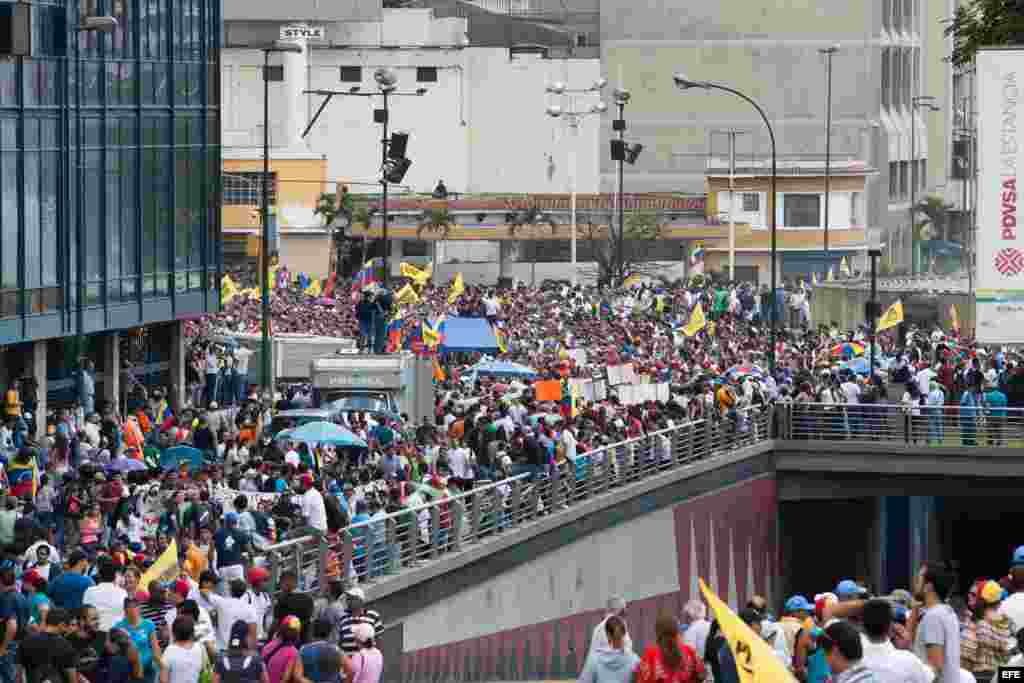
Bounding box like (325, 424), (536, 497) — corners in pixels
(784, 595), (814, 613)
(279, 615), (302, 631)
(224, 512), (239, 526)
(835, 579), (867, 598)
(346, 587), (366, 601)
(229, 620), (250, 648)
(980, 580), (1005, 605)
(173, 579), (191, 598)
(248, 567), (269, 584)
(1012, 545), (1024, 567)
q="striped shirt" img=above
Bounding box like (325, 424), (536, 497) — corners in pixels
(338, 609), (383, 654)
(140, 601), (169, 647)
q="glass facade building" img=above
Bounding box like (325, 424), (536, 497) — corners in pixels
(0, 0), (220, 345)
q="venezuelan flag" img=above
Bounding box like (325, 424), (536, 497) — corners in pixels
(352, 258), (385, 291)
(386, 317), (404, 352)
(7, 458), (37, 498)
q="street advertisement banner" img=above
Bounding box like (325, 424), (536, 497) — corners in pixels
(976, 49), (1024, 343)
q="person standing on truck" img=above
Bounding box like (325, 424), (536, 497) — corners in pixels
(355, 290), (376, 352)
(372, 289), (393, 355)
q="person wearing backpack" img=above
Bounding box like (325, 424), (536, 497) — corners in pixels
(0, 558), (31, 683)
(214, 620), (266, 683)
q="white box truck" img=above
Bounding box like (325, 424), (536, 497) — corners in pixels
(309, 352), (434, 423)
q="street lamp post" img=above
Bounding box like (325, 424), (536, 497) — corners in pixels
(545, 78), (608, 286)
(302, 72), (427, 288)
(614, 90), (628, 285)
(868, 248), (881, 382)
(819, 45), (839, 257)
(673, 74), (778, 373)
(909, 95), (938, 275)
(260, 41), (303, 399)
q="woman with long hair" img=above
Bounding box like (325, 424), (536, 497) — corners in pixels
(636, 615), (705, 683)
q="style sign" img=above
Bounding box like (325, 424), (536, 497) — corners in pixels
(280, 25), (325, 40)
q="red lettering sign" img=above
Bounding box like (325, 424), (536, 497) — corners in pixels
(1003, 178), (1018, 240)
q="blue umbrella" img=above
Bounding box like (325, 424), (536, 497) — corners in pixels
(108, 457), (149, 473)
(160, 445), (205, 472)
(469, 360), (538, 379)
(275, 420), (368, 448)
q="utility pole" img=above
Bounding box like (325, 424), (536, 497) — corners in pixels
(819, 45), (839, 257)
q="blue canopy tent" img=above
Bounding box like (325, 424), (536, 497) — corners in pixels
(467, 359), (538, 379)
(440, 317), (500, 354)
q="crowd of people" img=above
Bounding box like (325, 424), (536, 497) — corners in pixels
(0, 261), (1018, 683)
(582, 550), (1024, 683)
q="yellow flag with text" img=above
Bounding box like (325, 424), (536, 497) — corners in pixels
(448, 273), (465, 304)
(682, 303), (707, 337)
(700, 579), (798, 683)
(877, 300), (904, 332)
(140, 539), (179, 589)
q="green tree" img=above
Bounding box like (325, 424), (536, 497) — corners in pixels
(945, 0), (1024, 68)
(581, 208), (665, 287)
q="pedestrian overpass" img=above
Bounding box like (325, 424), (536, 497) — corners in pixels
(265, 404), (1024, 683)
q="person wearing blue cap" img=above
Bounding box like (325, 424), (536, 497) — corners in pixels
(213, 513), (250, 595)
(836, 580), (869, 601)
(780, 596), (813, 664)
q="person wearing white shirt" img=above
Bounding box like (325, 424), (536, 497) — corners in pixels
(681, 599), (711, 660)
(446, 445), (473, 482)
(298, 474), (328, 533)
(560, 426), (577, 462)
(917, 365), (938, 397)
(83, 562), (127, 631)
(587, 595), (633, 660)
(861, 598), (934, 683)
(199, 579), (258, 650)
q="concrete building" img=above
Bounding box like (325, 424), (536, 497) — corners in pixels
(0, 0), (221, 430)
(598, 0), (951, 275)
(221, 0), (605, 279)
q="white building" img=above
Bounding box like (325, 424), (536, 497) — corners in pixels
(221, 8), (605, 198)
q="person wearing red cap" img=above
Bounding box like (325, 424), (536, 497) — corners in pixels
(21, 572), (49, 631)
(243, 567), (273, 641)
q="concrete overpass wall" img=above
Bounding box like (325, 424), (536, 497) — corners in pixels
(383, 467), (779, 682)
(809, 284), (974, 333)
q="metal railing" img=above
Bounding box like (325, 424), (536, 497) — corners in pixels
(777, 401), (1024, 447)
(264, 405), (773, 593)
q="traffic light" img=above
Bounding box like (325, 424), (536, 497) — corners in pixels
(382, 157), (411, 183)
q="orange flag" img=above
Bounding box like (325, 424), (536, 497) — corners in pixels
(533, 379), (562, 402)
(432, 357), (446, 382)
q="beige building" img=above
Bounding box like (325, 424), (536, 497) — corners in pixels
(599, 0), (953, 275)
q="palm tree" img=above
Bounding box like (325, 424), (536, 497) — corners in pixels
(505, 206), (557, 285)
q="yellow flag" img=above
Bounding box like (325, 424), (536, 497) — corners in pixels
(682, 303), (707, 337)
(700, 579), (798, 683)
(395, 283), (421, 306)
(422, 321), (442, 348)
(140, 539), (179, 589)
(840, 256), (850, 276)
(826, 266), (835, 282)
(655, 295), (665, 314)
(304, 279), (322, 297)
(950, 303), (960, 333)
(400, 262), (431, 287)
(812, 271), (819, 286)
(221, 275), (239, 304)
(495, 327), (508, 353)
(267, 264), (279, 290)
(570, 381), (580, 418)
(448, 273), (465, 304)
(623, 273), (642, 288)
(877, 300), (904, 332)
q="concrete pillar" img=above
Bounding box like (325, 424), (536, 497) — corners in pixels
(103, 332), (120, 411)
(167, 321), (187, 412)
(278, 38), (307, 152)
(30, 342), (45, 441)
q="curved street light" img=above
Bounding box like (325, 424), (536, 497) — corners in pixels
(673, 73), (779, 373)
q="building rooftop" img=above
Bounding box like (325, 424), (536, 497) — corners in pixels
(705, 157), (879, 177)
(365, 193), (707, 212)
